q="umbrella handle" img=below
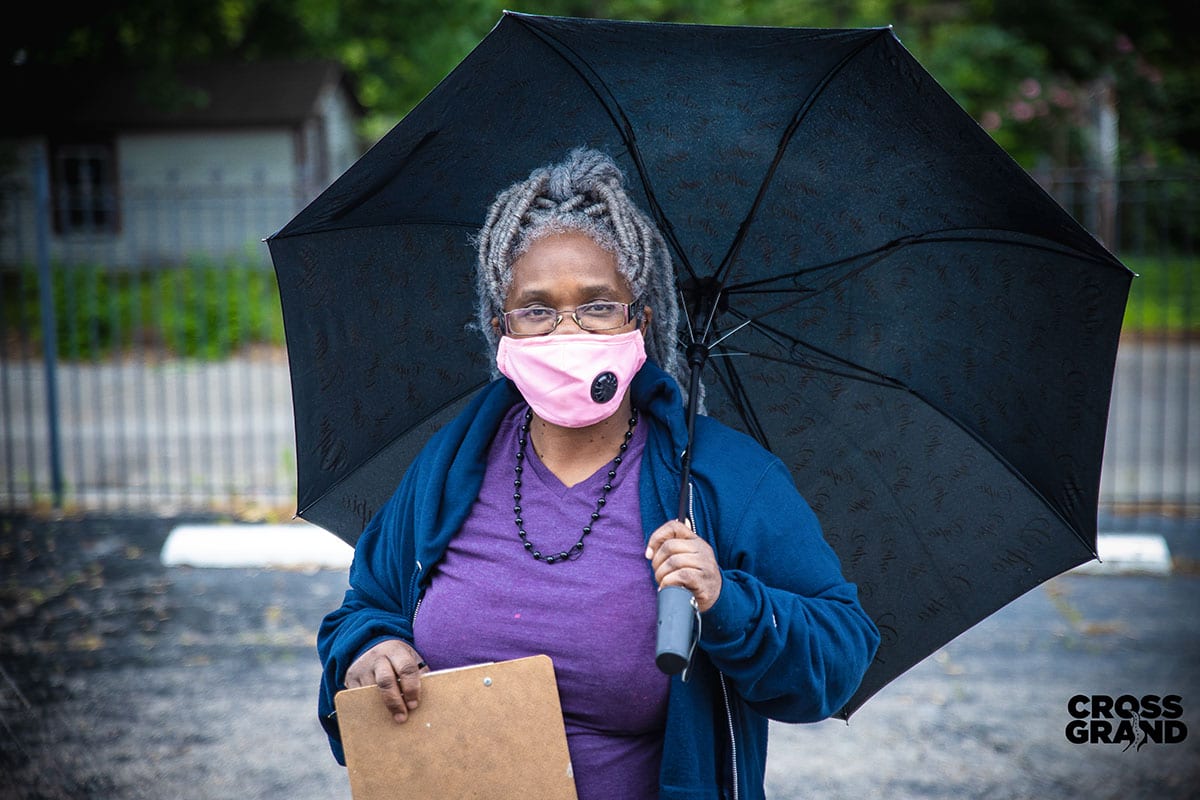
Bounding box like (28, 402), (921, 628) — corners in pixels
(655, 586), (699, 675)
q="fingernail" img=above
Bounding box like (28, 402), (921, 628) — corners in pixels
(393, 713), (405, 723)
(645, 546), (652, 559)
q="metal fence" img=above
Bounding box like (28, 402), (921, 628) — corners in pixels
(1, 164), (1197, 519)
(2, 156), (302, 516)
(1039, 168), (1200, 516)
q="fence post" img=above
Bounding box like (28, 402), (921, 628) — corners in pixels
(33, 147), (64, 508)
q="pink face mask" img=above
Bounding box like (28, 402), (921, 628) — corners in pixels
(496, 330), (648, 428)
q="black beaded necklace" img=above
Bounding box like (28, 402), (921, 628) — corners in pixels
(513, 406), (639, 564)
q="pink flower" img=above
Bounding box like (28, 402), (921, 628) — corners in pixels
(1019, 78), (1041, 99)
(980, 110), (1002, 131)
(1010, 101), (1035, 123)
(1137, 60), (1164, 84)
(1051, 86), (1076, 109)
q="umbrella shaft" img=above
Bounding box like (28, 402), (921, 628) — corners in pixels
(677, 344), (708, 522)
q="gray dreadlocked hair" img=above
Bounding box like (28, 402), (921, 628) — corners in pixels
(475, 147), (691, 402)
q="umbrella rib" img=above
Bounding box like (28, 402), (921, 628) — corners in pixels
(725, 235), (919, 293)
(707, 294), (809, 350)
(742, 348), (903, 392)
(678, 289), (697, 345)
(707, 306), (887, 387)
(708, 356), (773, 451)
(732, 344), (1097, 556)
(513, 16), (699, 284)
(272, 218), (483, 239)
(712, 29), (890, 287)
(707, 349), (987, 706)
(730, 348), (986, 706)
(723, 227), (1130, 295)
(710, 214), (1104, 557)
(723, 298), (1102, 559)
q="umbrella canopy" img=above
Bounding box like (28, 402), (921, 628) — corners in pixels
(267, 12), (1132, 718)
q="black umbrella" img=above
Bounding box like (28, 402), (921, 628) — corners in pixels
(266, 13), (1131, 718)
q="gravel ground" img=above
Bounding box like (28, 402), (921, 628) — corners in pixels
(1, 512), (1197, 799)
(1, 513), (348, 800)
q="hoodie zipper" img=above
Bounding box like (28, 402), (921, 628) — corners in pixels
(719, 673), (740, 800)
(410, 561), (424, 625)
(689, 482), (738, 800)
(689, 482), (696, 530)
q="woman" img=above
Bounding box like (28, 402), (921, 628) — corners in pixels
(317, 148), (880, 800)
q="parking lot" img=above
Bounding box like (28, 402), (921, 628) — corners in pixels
(1, 512), (1197, 799)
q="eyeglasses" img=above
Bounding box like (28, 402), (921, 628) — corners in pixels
(501, 301), (637, 337)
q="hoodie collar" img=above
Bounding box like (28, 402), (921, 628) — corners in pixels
(630, 360), (690, 461)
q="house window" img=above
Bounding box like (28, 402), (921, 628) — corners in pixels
(50, 141), (120, 234)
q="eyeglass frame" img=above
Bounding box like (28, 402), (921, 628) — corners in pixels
(498, 300), (642, 337)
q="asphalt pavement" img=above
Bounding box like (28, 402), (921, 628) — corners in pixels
(1, 512), (1197, 800)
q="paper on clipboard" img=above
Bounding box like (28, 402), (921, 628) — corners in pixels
(334, 654), (577, 800)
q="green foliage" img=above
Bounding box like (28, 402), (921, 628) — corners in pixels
(6, 0), (1196, 167)
(2, 259), (285, 361)
(988, 0), (1196, 168)
(5, 252), (1191, 367)
(914, 23), (1075, 168)
(290, 1), (1200, 168)
(1121, 255), (1200, 334)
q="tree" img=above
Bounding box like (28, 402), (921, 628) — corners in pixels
(985, 0), (1196, 167)
(7, 0), (1194, 167)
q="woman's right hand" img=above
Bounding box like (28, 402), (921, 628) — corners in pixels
(345, 639), (429, 723)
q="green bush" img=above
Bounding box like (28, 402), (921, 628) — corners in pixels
(1121, 254), (1200, 334)
(2, 257), (285, 360)
(4, 252), (1193, 362)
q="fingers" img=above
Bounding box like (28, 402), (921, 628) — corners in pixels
(645, 519), (722, 612)
(345, 640), (428, 723)
(644, 518), (695, 560)
(391, 652), (425, 714)
(374, 658), (412, 722)
(651, 546), (714, 604)
(652, 548), (710, 589)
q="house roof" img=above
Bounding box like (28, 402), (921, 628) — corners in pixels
(2, 59), (363, 136)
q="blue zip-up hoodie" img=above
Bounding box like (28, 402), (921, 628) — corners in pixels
(317, 362), (880, 799)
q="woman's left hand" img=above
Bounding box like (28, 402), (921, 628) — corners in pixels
(645, 519), (722, 612)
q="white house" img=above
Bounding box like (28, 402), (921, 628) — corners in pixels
(1, 59), (364, 267)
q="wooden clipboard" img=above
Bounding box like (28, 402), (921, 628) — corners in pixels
(334, 654), (577, 800)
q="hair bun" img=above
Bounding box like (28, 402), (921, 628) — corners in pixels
(546, 147), (624, 202)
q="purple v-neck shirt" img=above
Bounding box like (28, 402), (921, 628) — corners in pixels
(413, 403), (669, 800)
